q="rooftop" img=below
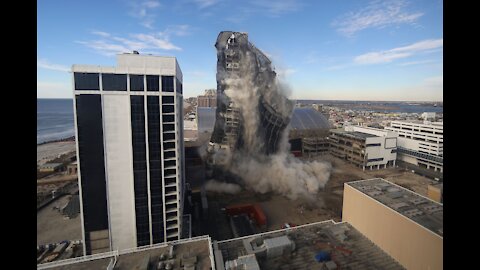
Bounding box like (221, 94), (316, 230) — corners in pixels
(347, 178), (443, 237)
(330, 129), (378, 140)
(390, 120), (443, 127)
(215, 220), (404, 270)
(290, 108), (330, 131)
(37, 236), (214, 270)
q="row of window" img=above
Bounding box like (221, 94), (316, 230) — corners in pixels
(397, 147), (443, 163)
(367, 157), (384, 162)
(130, 95), (151, 247)
(74, 72), (178, 92)
(366, 143), (381, 147)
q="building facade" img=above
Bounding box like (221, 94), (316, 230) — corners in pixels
(329, 125), (397, 170)
(385, 121), (443, 173)
(343, 178), (443, 270)
(209, 31), (293, 156)
(72, 53), (185, 255)
(197, 89), (217, 108)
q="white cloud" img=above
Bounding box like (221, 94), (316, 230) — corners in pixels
(398, 59), (437, 66)
(37, 59), (70, 72)
(132, 34), (182, 51)
(194, 0), (221, 9)
(160, 25), (191, 37)
(251, 0), (303, 17)
(332, 0), (423, 37)
(354, 39), (443, 64)
(78, 27), (188, 56)
(128, 0), (161, 28)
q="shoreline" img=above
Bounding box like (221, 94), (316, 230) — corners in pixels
(37, 136), (75, 146)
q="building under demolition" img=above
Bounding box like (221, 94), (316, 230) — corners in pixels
(209, 31), (293, 162)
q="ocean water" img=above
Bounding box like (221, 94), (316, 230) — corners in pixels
(37, 99), (75, 144)
(36, 98), (443, 144)
(296, 100), (443, 114)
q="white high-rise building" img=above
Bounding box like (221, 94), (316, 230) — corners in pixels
(72, 53), (185, 255)
(385, 120), (443, 173)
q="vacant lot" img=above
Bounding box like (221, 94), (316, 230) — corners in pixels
(37, 195), (82, 246)
(204, 154), (435, 235)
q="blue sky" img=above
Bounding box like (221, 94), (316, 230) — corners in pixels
(38, 0), (443, 101)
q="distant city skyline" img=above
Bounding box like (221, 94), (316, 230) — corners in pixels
(38, 0), (443, 101)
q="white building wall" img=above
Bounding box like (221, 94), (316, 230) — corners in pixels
(102, 94), (137, 250)
(364, 136), (397, 167)
(386, 121), (443, 172)
(345, 126), (397, 167)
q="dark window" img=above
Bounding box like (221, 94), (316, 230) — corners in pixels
(367, 157), (384, 162)
(74, 73), (99, 90)
(162, 76), (174, 92)
(162, 115), (174, 123)
(176, 78), (183, 94)
(366, 143), (381, 147)
(147, 96), (164, 244)
(163, 124), (175, 131)
(163, 133), (175, 141)
(146, 75), (160, 91)
(163, 142), (175, 150)
(130, 75), (144, 91)
(162, 105), (174, 113)
(130, 95), (151, 247)
(164, 160), (176, 167)
(75, 94), (108, 254)
(162, 96), (174, 104)
(102, 74), (127, 91)
(164, 151), (176, 159)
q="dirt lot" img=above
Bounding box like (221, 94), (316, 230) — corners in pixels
(205, 154), (435, 234)
(37, 195), (82, 246)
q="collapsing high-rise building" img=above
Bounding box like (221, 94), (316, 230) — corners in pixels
(205, 31), (331, 200)
(209, 31), (293, 168)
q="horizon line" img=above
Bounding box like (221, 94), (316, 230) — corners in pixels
(37, 97), (443, 103)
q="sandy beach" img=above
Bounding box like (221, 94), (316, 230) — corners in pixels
(37, 141), (76, 166)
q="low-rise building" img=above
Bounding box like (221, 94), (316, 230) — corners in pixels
(289, 108), (331, 157)
(37, 236), (214, 270)
(198, 89), (217, 108)
(39, 163), (65, 172)
(328, 125), (397, 170)
(214, 219), (404, 269)
(385, 120), (443, 174)
(66, 162), (77, 175)
(343, 178), (443, 270)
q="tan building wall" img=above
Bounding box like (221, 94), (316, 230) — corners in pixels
(342, 184), (443, 270)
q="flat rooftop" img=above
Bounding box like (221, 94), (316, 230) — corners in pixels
(331, 129), (378, 140)
(37, 236), (213, 270)
(347, 178), (443, 237)
(215, 220), (404, 269)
